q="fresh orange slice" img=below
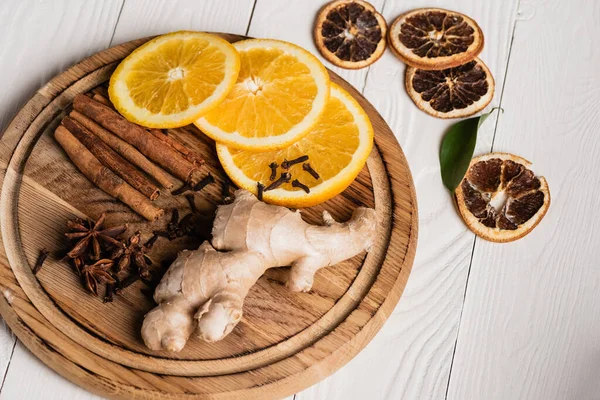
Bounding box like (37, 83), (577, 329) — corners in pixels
(455, 153), (550, 242)
(109, 31), (240, 128)
(216, 83), (373, 207)
(195, 39), (330, 151)
(389, 8), (484, 70)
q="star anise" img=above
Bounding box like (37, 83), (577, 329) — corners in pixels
(82, 259), (116, 296)
(71, 256), (85, 275)
(65, 213), (127, 260)
(111, 231), (153, 280)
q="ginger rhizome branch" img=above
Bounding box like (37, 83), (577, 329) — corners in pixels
(141, 190), (377, 352)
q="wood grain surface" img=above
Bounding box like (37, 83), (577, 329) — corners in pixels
(0, 1), (597, 399)
(0, 31), (417, 399)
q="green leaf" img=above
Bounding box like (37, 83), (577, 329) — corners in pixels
(439, 108), (502, 192)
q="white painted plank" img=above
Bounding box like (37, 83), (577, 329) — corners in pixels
(248, 0), (385, 91)
(111, 0), (256, 44)
(0, 1), (122, 398)
(0, 0), (123, 132)
(447, 1), (600, 399)
(286, 0), (519, 398)
(0, 343), (101, 400)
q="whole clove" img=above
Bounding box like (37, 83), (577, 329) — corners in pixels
(281, 155), (309, 169)
(185, 193), (197, 213)
(302, 162), (320, 180)
(153, 230), (170, 239)
(103, 283), (115, 303)
(145, 234), (160, 249)
(291, 179), (310, 193)
(268, 162), (278, 180)
(265, 172), (291, 191)
(178, 213), (194, 236)
(170, 209), (179, 225)
(33, 248), (50, 274)
(193, 173), (215, 192)
(222, 179), (230, 199)
(222, 177), (237, 202)
(171, 182), (192, 196)
(257, 182), (265, 201)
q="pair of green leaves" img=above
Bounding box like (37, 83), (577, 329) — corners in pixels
(439, 108), (502, 192)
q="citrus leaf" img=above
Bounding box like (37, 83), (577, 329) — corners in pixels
(439, 108), (502, 192)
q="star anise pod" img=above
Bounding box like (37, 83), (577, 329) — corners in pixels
(65, 213), (127, 260)
(111, 231), (153, 280)
(82, 259), (116, 296)
(71, 256), (85, 275)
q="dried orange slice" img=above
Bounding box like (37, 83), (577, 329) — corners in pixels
(455, 153), (550, 242)
(405, 58), (494, 118)
(109, 31), (240, 128)
(314, 0), (387, 69)
(216, 83), (373, 208)
(389, 8), (484, 70)
(195, 39), (330, 151)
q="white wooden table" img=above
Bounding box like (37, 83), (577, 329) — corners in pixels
(0, 0), (598, 399)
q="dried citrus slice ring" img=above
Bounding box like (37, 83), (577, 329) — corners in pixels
(195, 39), (330, 151)
(389, 8), (484, 70)
(109, 31), (240, 128)
(314, 0), (387, 69)
(455, 153), (550, 243)
(216, 83), (373, 208)
(405, 58), (494, 118)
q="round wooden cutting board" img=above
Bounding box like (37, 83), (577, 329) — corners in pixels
(0, 34), (417, 399)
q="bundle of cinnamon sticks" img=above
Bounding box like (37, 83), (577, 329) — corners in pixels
(54, 91), (205, 221)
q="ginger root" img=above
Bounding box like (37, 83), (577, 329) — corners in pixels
(142, 190), (377, 352)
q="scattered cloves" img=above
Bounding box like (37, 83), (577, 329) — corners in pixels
(185, 194), (197, 213)
(302, 162), (320, 180)
(222, 177), (237, 203)
(193, 173), (215, 192)
(171, 182), (192, 196)
(178, 214), (194, 236)
(222, 179), (230, 200)
(265, 172), (292, 191)
(291, 179), (310, 193)
(281, 155), (309, 169)
(103, 283), (115, 303)
(145, 234), (160, 250)
(268, 162), (278, 180)
(33, 248), (50, 275)
(257, 182), (265, 201)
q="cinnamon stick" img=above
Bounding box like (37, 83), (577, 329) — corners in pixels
(148, 129), (204, 167)
(70, 110), (175, 189)
(73, 95), (199, 183)
(62, 116), (160, 200)
(54, 126), (164, 221)
(93, 93), (113, 108)
(91, 86), (109, 99)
